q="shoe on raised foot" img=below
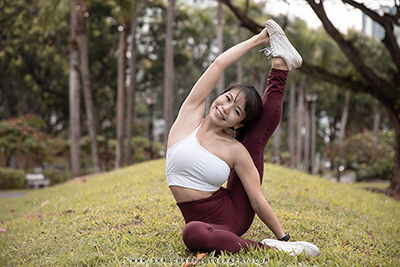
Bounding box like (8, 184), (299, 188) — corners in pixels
(262, 19), (302, 71)
(261, 239), (320, 257)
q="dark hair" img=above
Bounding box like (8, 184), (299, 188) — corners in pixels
(221, 83), (262, 141)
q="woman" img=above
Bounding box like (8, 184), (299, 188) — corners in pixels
(166, 20), (319, 256)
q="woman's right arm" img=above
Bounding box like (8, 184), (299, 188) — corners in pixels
(181, 28), (269, 114)
(168, 28), (269, 147)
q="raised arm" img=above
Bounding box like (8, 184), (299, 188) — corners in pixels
(182, 28), (269, 113)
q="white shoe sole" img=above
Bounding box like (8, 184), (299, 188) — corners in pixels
(261, 239), (320, 257)
(265, 19), (303, 70)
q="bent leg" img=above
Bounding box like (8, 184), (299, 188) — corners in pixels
(227, 68), (288, 235)
(182, 221), (265, 253)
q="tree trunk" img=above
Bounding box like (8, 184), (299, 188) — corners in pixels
(69, 0), (81, 178)
(163, 0), (175, 147)
(288, 82), (296, 167)
(78, 2), (101, 174)
(304, 103), (310, 172)
(115, 18), (128, 169)
(387, 108), (400, 197)
(236, 27), (243, 82)
(125, 8), (138, 166)
(373, 98), (380, 148)
(296, 79), (305, 170)
(216, 0), (224, 94)
(273, 121), (281, 165)
(338, 90), (350, 158)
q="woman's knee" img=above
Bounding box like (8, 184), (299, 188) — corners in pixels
(182, 221), (212, 251)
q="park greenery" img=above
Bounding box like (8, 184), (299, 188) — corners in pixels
(0, 159), (399, 266)
(1, 0), (398, 193)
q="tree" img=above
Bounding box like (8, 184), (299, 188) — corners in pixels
(220, 0), (400, 197)
(163, 0), (175, 147)
(78, 0), (102, 174)
(124, 1), (139, 166)
(114, 0), (131, 169)
(69, 0), (81, 178)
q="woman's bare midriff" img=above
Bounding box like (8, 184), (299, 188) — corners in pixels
(169, 186), (218, 203)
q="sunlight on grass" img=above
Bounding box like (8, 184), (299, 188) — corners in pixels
(1, 159), (399, 266)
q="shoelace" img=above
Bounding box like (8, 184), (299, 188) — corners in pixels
(258, 46), (275, 59)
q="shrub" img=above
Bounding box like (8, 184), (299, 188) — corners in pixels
(0, 167), (25, 189)
(332, 130), (395, 181)
(131, 136), (164, 163)
(43, 168), (71, 185)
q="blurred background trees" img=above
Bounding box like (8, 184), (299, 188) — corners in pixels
(0, 0), (398, 196)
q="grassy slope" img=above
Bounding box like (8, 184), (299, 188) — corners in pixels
(0, 159), (399, 266)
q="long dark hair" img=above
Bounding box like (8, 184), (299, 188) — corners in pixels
(221, 83), (262, 142)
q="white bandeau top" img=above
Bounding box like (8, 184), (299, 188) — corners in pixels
(166, 123), (231, 192)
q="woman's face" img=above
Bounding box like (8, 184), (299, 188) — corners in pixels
(210, 89), (246, 129)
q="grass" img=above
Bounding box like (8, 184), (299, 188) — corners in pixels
(0, 159), (399, 266)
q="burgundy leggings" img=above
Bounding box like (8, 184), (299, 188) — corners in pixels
(177, 68), (288, 253)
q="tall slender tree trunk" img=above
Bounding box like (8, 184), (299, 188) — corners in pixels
(288, 82), (296, 167)
(115, 18), (128, 169)
(216, 0), (224, 94)
(273, 121), (281, 165)
(78, 1), (101, 173)
(336, 89), (350, 181)
(163, 0), (175, 147)
(296, 79), (305, 170)
(373, 98), (381, 149)
(69, 0), (81, 178)
(387, 109), (400, 196)
(236, 27), (243, 82)
(338, 90), (350, 159)
(125, 7), (138, 166)
(304, 104), (310, 172)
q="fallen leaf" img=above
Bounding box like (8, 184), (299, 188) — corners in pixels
(0, 228), (6, 234)
(366, 230), (374, 238)
(60, 210), (74, 215)
(41, 200), (49, 207)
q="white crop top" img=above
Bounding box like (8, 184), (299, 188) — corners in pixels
(166, 123), (231, 192)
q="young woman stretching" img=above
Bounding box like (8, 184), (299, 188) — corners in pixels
(166, 20), (319, 256)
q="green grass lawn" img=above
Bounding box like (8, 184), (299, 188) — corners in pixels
(1, 159), (399, 266)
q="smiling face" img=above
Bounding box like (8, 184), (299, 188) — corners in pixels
(210, 89), (246, 130)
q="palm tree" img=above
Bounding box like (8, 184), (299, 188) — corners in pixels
(69, 0), (81, 178)
(78, 0), (102, 174)
(124, 2), (138, 166)
(163, 0), (175, 147)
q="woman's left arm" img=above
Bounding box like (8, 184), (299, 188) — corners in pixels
(233, 145), (286, 239)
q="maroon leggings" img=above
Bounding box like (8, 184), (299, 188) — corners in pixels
(177, 68), (288, 253)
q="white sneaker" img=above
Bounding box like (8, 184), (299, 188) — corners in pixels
(260, 19), (303, 71)
(261, 239), (320, 257)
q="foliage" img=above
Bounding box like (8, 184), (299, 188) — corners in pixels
(43, 168), (70, 185)
(0, 167), (25, 189)
(0, 116), (68, 168)
(0, 160), (399, 266)
(79, 135), (164, 170)
(332, 130), (395, 181)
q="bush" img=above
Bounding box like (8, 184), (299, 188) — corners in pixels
(0, 167), (25, 189)
(43, 168), (71, 185)
(332, 130), (395, 181)
(131, 136), (164, 163)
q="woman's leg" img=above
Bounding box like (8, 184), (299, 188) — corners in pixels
(182, 221), (264, 253)
(227, 67), (288, 236)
